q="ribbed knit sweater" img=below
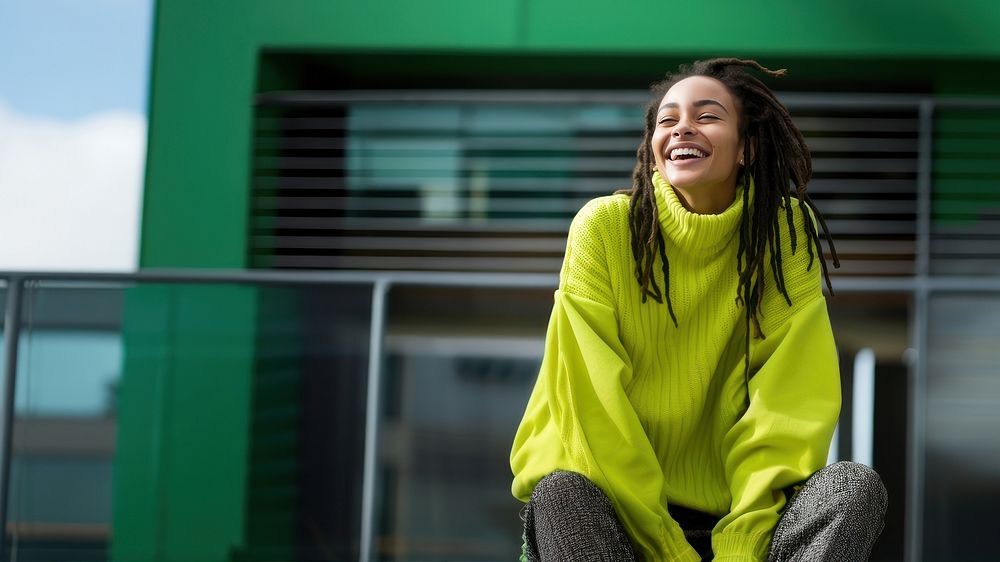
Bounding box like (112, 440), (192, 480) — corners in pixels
(510, 170), (841, 562)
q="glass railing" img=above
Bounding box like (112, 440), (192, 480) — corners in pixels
(924, 293), (1000, 561)
(0, 276), (373, 562)
(0, 273), (544, 562)
(9, 282), (122, 562)
(0, 270), (992, 561)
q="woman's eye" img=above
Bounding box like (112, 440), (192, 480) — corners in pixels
(658, 118), (676, 125)
(699, 114), (719, 120)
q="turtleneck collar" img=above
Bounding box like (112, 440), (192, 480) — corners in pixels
(652, 169), (752, 253)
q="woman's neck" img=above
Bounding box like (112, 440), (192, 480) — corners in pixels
(670, 184), (737, 215)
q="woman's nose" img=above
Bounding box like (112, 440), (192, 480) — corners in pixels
(672, 121), (696, 136)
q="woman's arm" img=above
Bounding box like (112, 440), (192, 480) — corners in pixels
(712, 201), (842, 562)
(510, 199), (701, 562)
(713, 296), (841, 561)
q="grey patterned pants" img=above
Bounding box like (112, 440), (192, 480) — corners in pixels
(520, 461), (887, 562)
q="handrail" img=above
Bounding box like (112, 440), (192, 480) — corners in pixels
(2, 270), (1000, 291)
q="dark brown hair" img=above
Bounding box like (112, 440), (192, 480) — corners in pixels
(615, 58), (839, 376)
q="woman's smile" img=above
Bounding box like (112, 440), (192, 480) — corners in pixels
(667, 143), (712, 166)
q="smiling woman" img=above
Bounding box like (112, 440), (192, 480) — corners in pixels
(510, 58), (888, 562)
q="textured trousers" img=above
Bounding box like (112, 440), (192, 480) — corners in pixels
(520, 461), (887, 562)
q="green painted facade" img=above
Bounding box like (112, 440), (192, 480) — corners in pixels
(114, 285), (256, 561)
(124, 1), (1000, 559)
(140, 0), (1000, 268)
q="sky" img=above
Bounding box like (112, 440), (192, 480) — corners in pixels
(0, 0), (153, 271)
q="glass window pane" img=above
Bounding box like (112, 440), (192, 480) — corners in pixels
(827, 292), (910, 562)
(7, 281), (372, 562)
(925, 293), (1000, 560)
(375, 285), (551, 561)
(10, 283), (123, 561)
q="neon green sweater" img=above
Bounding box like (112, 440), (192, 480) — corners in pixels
(510, 170), (840, 562)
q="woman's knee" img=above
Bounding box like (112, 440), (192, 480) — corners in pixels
(530, 471), (611, 513)
(532, 471), (598, 501)
(810, 461), (887, 518)
(526, 471), (637, 562)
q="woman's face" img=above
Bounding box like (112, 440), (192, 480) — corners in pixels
(651, 76), (745, 211)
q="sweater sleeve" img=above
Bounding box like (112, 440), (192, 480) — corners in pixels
(510, 200), (701, 562)
(711, 205), (842, 561)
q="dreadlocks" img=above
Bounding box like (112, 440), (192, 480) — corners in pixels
(614, 57), (840, 380)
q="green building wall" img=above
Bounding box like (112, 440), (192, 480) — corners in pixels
(120, 1), (1000, 559)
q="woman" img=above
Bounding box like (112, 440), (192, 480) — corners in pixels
(509, 58), (887, 562)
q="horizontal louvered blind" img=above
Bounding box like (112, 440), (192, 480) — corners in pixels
(250, 91), (923, 276)
(932, 105), (1000, 275)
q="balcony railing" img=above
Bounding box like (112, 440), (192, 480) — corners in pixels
(0, 269), (997, 561)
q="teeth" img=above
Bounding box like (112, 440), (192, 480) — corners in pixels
(670, 147), (708, 160)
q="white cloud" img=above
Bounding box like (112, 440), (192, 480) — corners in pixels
(0, 100), (145, 271)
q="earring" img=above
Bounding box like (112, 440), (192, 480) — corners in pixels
(739, 158), (745, 165)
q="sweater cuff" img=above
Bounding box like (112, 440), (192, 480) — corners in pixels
(711, 531), (772, 562)
(663, 544), (702, 562)
(660, 524), (703, 562)
(652, 518), (701, 562)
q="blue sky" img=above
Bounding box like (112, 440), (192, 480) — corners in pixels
(0, 0), (153, 120)
(0, 0), (152, 271)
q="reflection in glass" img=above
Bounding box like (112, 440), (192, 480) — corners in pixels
(376, 285), (551, 561)
(1, 281), (373, 562)
(9, 283), (123, 561)
(826, 293), (910, 562)
(925, 294), (1000, 561)
(14, 331), (120, 416)
(239, 283), (371, 562)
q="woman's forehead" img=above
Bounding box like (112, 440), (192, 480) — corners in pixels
(660, 76), (736, 110)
